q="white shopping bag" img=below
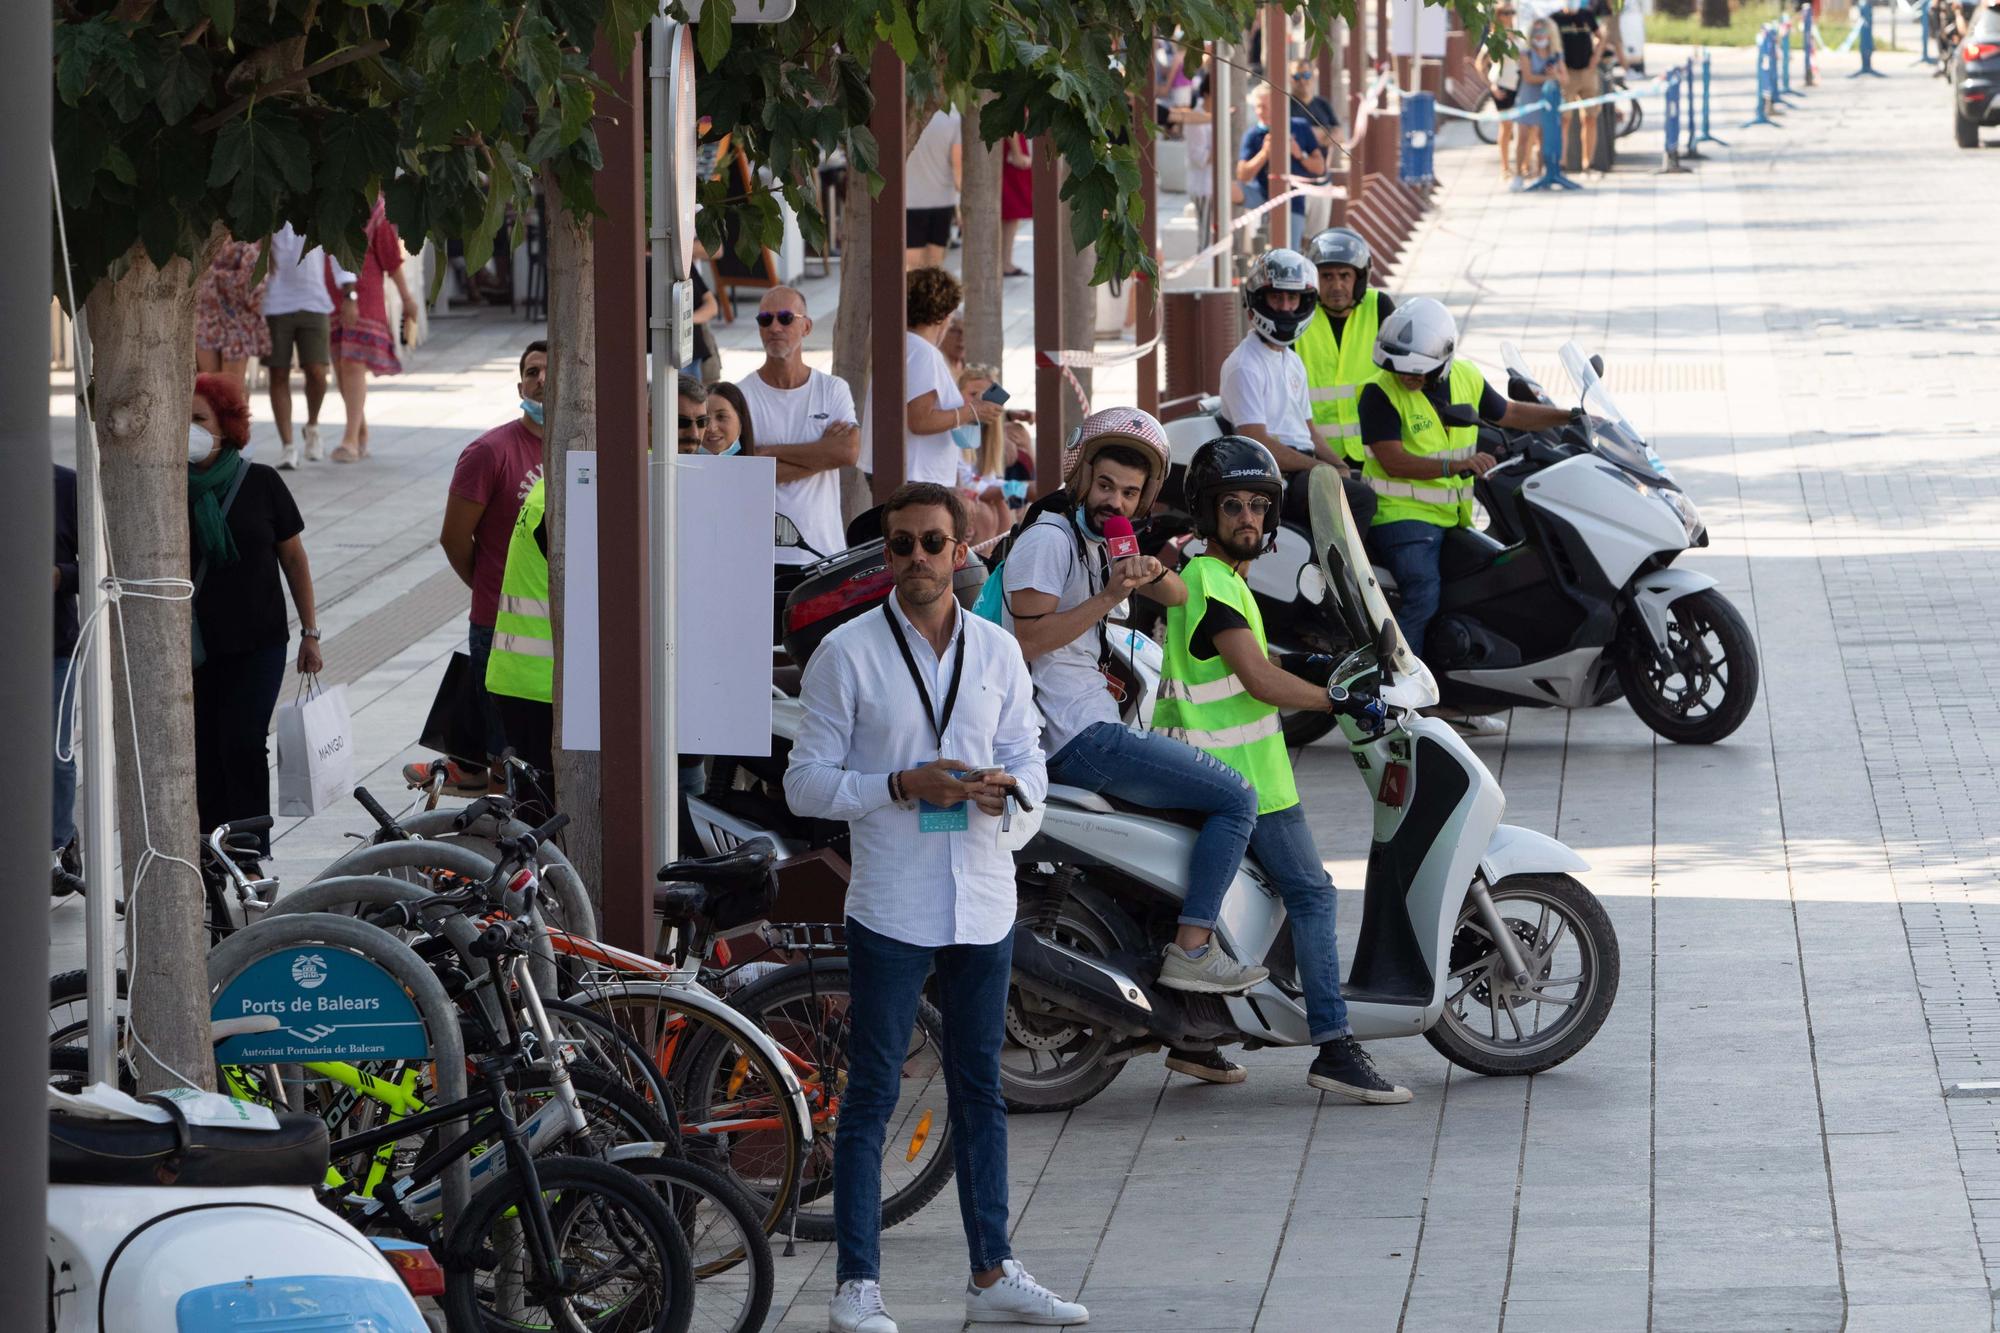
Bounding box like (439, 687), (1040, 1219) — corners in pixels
(275, 678), (354, 817)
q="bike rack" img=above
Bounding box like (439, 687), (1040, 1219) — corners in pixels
(206, 912), (472, 1229)
(354, 809), (600, 941)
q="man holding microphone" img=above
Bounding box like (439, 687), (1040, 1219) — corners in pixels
(1002, 407), (1269, 1082)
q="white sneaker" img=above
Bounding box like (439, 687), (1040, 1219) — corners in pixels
(277, 442), (301, 470)
(966, 1260), (1089, 1325)
(302, 423), (322, 461)
(829, 1279), (898, 1333)
(1450, 714), (1509, 738)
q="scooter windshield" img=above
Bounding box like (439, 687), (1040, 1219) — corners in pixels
(1559, 342), (1679, 490)
(1500, 340), (1550, 402)
(1307, 468), (1435, 704)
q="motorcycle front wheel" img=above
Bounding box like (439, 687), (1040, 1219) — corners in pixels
(1615, 588), (1759, 744)
(1426, 873), (1619, 1077)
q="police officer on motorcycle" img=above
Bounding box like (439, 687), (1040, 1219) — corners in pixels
(1360, 299), (1578, 681)
(1153, 433), (1412, 1105)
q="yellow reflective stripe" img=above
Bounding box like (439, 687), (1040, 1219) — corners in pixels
(1307, 383), (1359, 402)
(1366, 478), (1469, 504)
(1162, 713), (1284, 750)
(499, 594), (551, 619)
(1315, 422), (1361, 440)
(1157, 673), (1254, 706)
(492, 632), (555, 658)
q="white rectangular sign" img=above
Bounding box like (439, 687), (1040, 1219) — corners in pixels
(1391, 0), (1449, 57)
(559, 451), (775, 757)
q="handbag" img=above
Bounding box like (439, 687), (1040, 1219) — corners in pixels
(418, 650), (489, 765)
(190, 461), (250, 670)
(275, 675), (355, 817)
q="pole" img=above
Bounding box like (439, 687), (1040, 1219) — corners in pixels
(1524, 79), (1582, 189)
(71, 310), (118, 1091)
(5, 4), (53, 1321)
(1136, 27), (1160, 420)
(869, 44), (908, 503)
(1854, 0), (1887, 74)
(647, 21), (686, 869)
(1032, 139), (1064, 494)
(1212, 39), (1234, 287)
(1699, 48), (1729, 141)
(1265, 3), (1289, 252)
(589, 39), (654, 949)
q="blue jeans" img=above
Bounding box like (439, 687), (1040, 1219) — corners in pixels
(467, 621), (506, 765)
(1370, 520), (1447, 659)
(53, 658), (76, 852)
(837, 917), (1014, 1283)
(1250, 804), (1351, 1043)
(1048, 722), (1257, 929)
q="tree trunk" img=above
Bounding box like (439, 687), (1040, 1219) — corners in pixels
(86, 244), (215, 1093)
(1699, 0), (1730, 27)
(832, 160), (874, 523)
(959, 101), (1004, 371)
(1659, 0), (1695, 19)
(1057, 172), (1096, 442)
(542, 168), (603, 914)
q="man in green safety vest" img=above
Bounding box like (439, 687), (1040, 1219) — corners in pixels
(1296, 228), (1392, 476)
(484, 473), (555, 801)
(1359, 298), (1579, 692)
(1153, 433), (1412, 1106)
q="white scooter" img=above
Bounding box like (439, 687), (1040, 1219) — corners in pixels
(1001, 470), (1622, 1111)
(47, 1054), (433, 1333)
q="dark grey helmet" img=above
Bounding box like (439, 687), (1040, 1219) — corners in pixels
(1306, 227), (1372, 303)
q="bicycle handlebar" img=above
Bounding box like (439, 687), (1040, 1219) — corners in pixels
(352, 786), (400, 835)
(217, 815), (274, 836)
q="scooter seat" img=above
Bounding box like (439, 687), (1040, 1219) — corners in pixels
(1047, 784), (1114, 814)
(1098, 792), (1212, 833)
(49, 1108), (329, 1189)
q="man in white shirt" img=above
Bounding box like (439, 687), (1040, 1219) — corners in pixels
(904, 107), (962, 269)
(735, 287), (859, 566)
(262, 223), (356, 470)
(786, 482), (1083, 1333)
(1001, 407), (1268, 1082)
(1217, 246), (1344, 527)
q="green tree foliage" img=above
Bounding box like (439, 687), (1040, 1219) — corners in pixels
(53, 0), (655, 300)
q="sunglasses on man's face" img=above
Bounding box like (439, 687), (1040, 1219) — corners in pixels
(679, 414), (709, 430)
(1219, 496), (1272, 518)
(887, 531), (955, 557)
(755, 311), (800, 328)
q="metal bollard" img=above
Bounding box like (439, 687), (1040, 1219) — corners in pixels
(1853, 0), (1887, 76)
(1743, 27), (1781, 127)
(1659, 69), (1693, 173)
(1699, 48), (1729, 143)
(1525, 79), (1582, 191)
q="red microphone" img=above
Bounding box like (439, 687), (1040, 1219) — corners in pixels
(1101, 514), (1140, 563)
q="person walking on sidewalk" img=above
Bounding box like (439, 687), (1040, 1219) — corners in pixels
(416, 340), (548, 795)
(785, 483), (1085, 1333)
(262, 223), (354, 471)
(195, 234), (270, 388)
(328, 196), (419, 464)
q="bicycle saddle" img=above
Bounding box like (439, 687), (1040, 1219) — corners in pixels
(656, 839), (777, 887)
(654, 840), (779, 929)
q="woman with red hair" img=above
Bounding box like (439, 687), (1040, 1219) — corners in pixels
(188, 373), (322, 856)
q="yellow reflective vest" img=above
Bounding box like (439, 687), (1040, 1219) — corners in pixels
(1295, 289), (1385, 466)
(485, 477), (553, 703)
(1362, 360), (1487, 529)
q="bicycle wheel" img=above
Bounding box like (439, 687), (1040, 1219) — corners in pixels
(617, 1158), (773, 1333)
(443, 1153), (695, 1333)
(540, 998), (681, 1134)
(568, 979), (805, 1235)
(1473, 90), (1500, 145)
(48, 967), (125, 1050)
(717, 959), (955, 1241)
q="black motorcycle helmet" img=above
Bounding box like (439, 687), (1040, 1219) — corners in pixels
(1185, 434), (1284, 551)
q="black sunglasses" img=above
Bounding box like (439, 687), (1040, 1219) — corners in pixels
(755, 311), (800, 328)
(679, 414), (709, 430)
(887, 531), (954, 557)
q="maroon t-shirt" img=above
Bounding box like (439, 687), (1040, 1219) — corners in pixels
(449, 419), (544, 626)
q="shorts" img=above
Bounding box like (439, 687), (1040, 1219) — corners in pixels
(905, 205), (955, 249)
(264, 311), (330, 371)
(1494, 86), (1519, 111)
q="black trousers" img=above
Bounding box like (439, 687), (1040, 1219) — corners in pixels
(493, 694), (557, 824)
(193, 643), (288, 857)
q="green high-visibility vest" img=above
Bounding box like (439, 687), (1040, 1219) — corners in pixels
(1362, 360), (1487, 529)
(1156, 555), (1298, 815)
(486, 477), (553, 703)
(1295, 289), (1384, 466)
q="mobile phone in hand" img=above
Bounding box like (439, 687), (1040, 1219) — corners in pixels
(982, 384), (1011, 406)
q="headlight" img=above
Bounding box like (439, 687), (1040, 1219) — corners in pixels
(1665, 489), (1706, 546)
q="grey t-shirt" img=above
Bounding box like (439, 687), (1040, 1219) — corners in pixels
(906, 109), (962, 210)
(1003, 512), (1120, 759)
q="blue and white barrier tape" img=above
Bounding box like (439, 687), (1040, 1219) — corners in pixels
(1427, 74), (1669, 124)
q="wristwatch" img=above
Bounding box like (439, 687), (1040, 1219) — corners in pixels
(300, 627), (322, 640)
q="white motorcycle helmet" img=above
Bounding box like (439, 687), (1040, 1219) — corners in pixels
(1242, 248), (1318, 347)
(1372, 296), (1459, 389)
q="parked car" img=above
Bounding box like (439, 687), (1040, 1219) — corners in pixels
(1953, 4), (2000, 146)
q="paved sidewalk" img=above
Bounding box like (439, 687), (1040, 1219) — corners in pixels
(46, 41), (2000, 1331)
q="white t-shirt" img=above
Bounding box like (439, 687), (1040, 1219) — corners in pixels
(1003, 512), (1120, 758)
(862, 332), (965, 486)
(736, 366), (858, 566)
(1185, 122), (1214, 201)
(263, 224), (355, 317)
(1218, 334), (1314, 456)
(907, 109), (963, 210)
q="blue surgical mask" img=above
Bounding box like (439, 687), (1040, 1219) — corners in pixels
(952, 424), (982, 453)
(715, 442), (742, 457)
(521, 398), (545, 426)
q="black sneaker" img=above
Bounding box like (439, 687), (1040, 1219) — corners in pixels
(1164, 1047), (1247, 1085)
(1308, 1035), (1413, 1104)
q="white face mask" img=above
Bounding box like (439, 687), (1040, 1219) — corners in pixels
(188, 424), (217, 464)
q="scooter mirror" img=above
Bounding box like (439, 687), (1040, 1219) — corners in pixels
(1375, 617), (1398, 687)
(773, 513), (803, 548)
(1589, 353), (1605, 377)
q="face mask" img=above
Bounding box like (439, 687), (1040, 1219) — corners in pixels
(951, 424), (983, 453)
(520, 397), (545, 426)
(1073, 507), (1106, 540)
(188, 424), (216, 464)
(714, 441), (741, 457)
